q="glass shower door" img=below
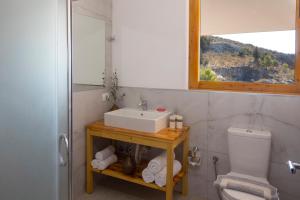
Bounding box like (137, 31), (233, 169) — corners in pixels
(0, 0), (71, 200)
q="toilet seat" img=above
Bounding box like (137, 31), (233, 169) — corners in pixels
(220, 172), (273, 200)
(222, 189), (265, 200)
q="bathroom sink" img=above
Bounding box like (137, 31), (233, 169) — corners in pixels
(104, 108), (171, 133)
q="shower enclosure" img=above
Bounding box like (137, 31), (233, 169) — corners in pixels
(0, 0), (72, 200)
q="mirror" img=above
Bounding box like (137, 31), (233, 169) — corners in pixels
(72, 8), (106, 86)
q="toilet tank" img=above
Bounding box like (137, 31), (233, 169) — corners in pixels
(228, 127), (271, 178)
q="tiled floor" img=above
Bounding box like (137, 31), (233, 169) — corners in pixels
(80, 176), (192, 200)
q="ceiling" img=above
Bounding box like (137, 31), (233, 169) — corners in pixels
(201, 0), (296, 35)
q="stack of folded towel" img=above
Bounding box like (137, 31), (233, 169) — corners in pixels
(142, 152), (182, 187)
(91, 145), (118, 170)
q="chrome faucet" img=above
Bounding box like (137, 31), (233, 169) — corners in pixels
(138, 96), (148, 111)
(287, 160), (300, 174)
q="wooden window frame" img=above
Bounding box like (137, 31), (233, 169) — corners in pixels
(189, 0), (300, 94)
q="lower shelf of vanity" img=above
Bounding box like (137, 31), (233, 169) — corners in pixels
(92, 160), (185, 192)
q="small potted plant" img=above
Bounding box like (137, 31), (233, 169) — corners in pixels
(106, 71), (125, 110)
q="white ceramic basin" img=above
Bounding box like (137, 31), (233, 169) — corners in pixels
(104, 108), (171, 133)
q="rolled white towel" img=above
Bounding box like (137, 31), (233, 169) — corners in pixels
(91, 154), (118, 170)
(154, 160), (182, 187)
(91, 159), (102, 169)
(98, 154), (118, 170)
(95, 145), (115, 160)
(148, 152), (175, 174)
(142, 168), (155, 183)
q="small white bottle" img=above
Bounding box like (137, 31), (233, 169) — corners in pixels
(169, 115), (176, 129)
(176, 115), (183, 129)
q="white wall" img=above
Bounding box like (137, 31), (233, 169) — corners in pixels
(112, 0), (296, 89)
(112, 0), (189, 89)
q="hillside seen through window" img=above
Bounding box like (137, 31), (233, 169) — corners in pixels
(200, 30), (295, 84)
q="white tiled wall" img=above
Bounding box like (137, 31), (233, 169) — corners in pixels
(72, 89), (111, 200)
(72, 80), (300, 200)
(118, 87), (300, 200)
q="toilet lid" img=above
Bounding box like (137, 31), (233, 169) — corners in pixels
(223, 189), (265, 200)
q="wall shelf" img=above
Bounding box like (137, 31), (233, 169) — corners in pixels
(92, 160), (185, 192)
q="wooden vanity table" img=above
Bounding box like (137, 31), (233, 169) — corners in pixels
(86, 121), (190, 200)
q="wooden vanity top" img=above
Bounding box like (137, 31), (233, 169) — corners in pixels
(87, 121), (189, 142)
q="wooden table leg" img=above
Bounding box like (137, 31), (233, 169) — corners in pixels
(182, 133), (189, 196)
(166, 146), (174, 200)
(86, 131), (94, 194)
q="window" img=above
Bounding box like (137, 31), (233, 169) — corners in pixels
(189, 0), (300, 94)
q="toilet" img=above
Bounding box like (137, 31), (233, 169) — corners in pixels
(217, 127), (278, 200)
